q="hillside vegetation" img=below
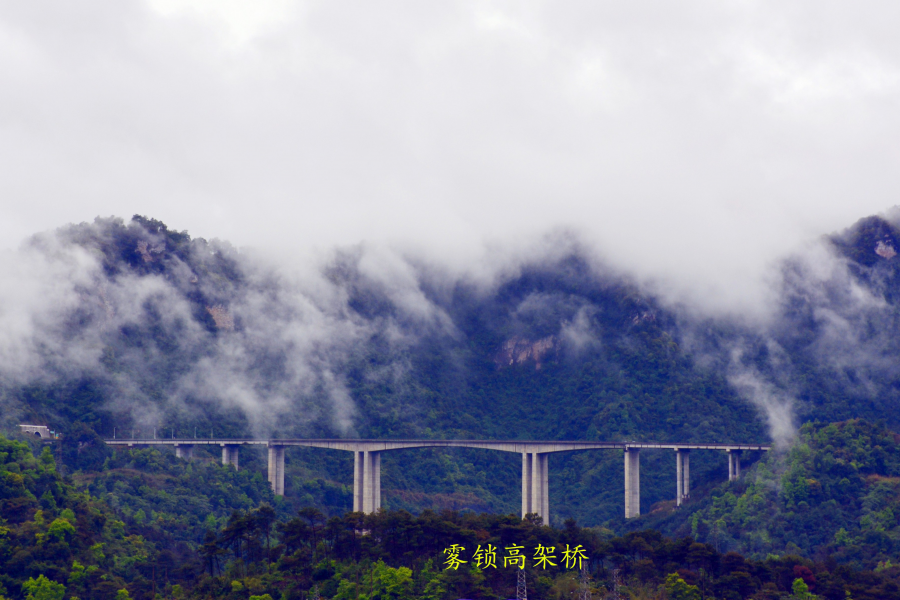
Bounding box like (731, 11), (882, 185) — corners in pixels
(633, 419), (900, 571)
(8, 213), (900, 523)
(4, 432), (900, 599)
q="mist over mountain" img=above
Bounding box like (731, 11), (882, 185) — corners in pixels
(3, 212), (900, 526)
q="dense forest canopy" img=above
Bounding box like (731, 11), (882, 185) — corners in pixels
(3, 431), (900, 599)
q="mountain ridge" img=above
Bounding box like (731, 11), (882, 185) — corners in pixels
(4, 212), (900, 526)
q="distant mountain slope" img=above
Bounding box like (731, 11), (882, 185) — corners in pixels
(770, 215), (900, 429)
(4, 212), (900, 525)
(636, 419), (900, 569)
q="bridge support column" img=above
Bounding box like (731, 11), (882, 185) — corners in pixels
(624, 448), (640, 518)
(221, 445), (239, 470)
(175, 444), (193, 460)
(675, 449), (690, 506)
(522, 452), (549, 524)
(363, 451), (374, 513)
(540, 454), (548, 524)
(353, 451), (363, 512)
(353, 451), (381, 514)
(521, 453), (532, 517)
(727, 450), (741, 481)
(373, 452), (381, 513)
(267, 445), (285, 496)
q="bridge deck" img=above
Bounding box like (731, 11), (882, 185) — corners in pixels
(104, 438), (770, 453)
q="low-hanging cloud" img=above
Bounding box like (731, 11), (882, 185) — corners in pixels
(560, 305), (601, 354)
(3, 0), (900, 320)
(726, 347), (797, 449)
(780, 239), (900, 391)
(0, 218), (473, 436)
(4, 212), (900, 448)
(674, 218), (900, 447)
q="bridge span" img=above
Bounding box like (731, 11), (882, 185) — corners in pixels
(104, 438), (769, 521)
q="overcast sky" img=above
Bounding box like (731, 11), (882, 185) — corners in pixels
(1, 0), (898, 314)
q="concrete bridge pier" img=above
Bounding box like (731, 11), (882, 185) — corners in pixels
(175, 444), (193, 460)
(353, 451), (381, 513)
(727, 450), (741, 481)
(267, 445), (285, 496)
(624, 448), (640, 518)
(353, 451), (362, 512)
(675, 449), (690, 506)
(221, 444), (240, 470)
(534, 453), (549, 524)
(521, 453), (532, 518)
(521, 452), (549, 523)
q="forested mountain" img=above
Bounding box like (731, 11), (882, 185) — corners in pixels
(634, 419), (900, 569)
(5, 213), (900, 597)
(5, 213), (900, 525)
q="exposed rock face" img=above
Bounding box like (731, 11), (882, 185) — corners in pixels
(136, 240), (165, 262)
(496, 335), (557, 369)
(875, 239), (896, 259)
(206, 305), (234, 330)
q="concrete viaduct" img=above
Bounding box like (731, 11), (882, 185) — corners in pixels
(105, 438), (769, 520)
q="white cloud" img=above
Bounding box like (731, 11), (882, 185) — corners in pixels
(1, 0), (899, 320)
(144, 0), (299, 46)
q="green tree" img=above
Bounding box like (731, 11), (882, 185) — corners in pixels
(60, 423), (111, 472)
(22, 575), (65, 600)
(38, 448), (56, 472)
(792, 578), (816, 600)
(663, 572), (701, 600)
(46, 518), (76, 544)
(369, 561), (414, 600)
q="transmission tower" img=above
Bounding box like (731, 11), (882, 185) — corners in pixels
(578, 564), (591, 600)
(516, 569), (527, 600)
(309, 586), (321, 600)
(608, 567), (622, 600)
